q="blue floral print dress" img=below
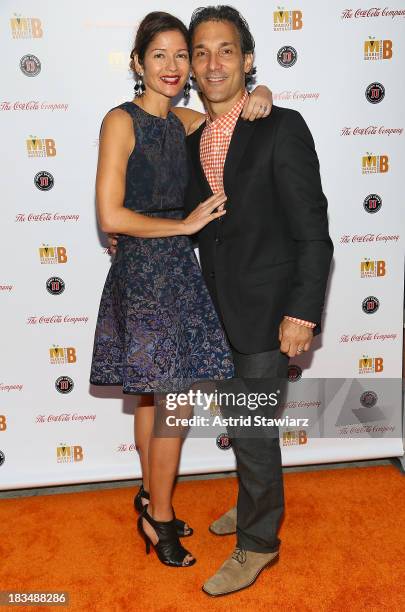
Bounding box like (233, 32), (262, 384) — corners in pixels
(90, 102), (234, 393)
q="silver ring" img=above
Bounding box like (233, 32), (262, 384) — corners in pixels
(297, 347), (304, 353)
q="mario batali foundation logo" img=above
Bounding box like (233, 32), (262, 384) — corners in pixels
(26, 136), (56, 157)
(360, 259), (386, 278)
(359, 356), (383, 374)
(39, 246), (67, 264)
(364, 37), (392, 60)
(49, 346), (77, 365)
(282, 430), (307, 446)
(362, 153), (389, 174)
(10, 15), (43, 38)
(56, 444), (83, 463)
(273, 9), (303, 30)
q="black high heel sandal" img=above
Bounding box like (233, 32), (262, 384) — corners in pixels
(137, 508), (196, 567)
(134, 485), (193, 537)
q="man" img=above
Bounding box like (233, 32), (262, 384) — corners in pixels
(185, 6), (333, 596)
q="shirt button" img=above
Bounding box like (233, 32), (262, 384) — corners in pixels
(215, 237), (222, 245)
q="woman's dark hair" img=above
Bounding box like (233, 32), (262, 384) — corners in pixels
(188, 5), (257, 84)
(130, 12), (190, 75)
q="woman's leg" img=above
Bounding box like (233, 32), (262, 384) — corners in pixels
(141, 399), (194, 564)
(134, 394), (155, 494)
(145, 436), (194, 564)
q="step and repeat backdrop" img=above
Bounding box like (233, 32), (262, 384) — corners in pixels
(1, 1), (404, 488)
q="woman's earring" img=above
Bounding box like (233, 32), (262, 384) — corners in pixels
(134, 73), (145, 97)
(183, 79), (192, 98)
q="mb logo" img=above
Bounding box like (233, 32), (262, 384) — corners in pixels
(364, 38), (393, 60)
(362, 154), (389, 174)
(360, 259), (386, 278)
(57, 444), (84, 463)
(39, 246), (68, 264)
(10, 16), (43, 38)
(49, 347), (77, 365)
(26, 136), (56, 158)
(282, 430), (307, 446)
(0, 415), (7, 431)
(108, 51), (126, 72)
(359, 356), (384, 374)
(273, 10), (303, 30)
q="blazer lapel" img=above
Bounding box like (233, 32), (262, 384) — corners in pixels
(188, 123), (212, 200)
(223, 117), (257, 196)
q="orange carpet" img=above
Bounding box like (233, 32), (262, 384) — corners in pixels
(1, 465), (404, 611)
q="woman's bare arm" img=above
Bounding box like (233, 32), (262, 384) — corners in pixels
(96, 110), (226, 238)
(172, 84), (273, 135)
(171, 107), (205, 135)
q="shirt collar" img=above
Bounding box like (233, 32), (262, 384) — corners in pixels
(205, 90), (248, 135)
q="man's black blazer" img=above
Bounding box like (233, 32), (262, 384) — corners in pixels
(184, 104), (333, 354)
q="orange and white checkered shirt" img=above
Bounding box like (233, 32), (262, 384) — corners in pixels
(200, 91), (316, 330)
(200, 91), (248, 195)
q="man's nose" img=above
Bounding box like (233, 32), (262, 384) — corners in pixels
(207, 52), (221, 72)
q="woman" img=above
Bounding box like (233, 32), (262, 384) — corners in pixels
(90, 11), (272, 567)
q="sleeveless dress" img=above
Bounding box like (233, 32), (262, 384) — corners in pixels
(90, 102), (234, 393)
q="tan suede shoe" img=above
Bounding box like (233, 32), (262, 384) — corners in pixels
(202, 547), (279, 597)
(209, 506), (237, 535)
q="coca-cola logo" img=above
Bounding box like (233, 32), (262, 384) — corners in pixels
(26, 315), (89, 325)
(340, 233), (399, 245)
(363, 194), (382, 214)
(216, 433), (232, 450)
(0, 101), (69, 111)
(365, 82), (385, 104)
(340, 332), (397, 343)
(46, 277), (65, 295)
(34, 171), (54, 191)
(362, 296), (379, 314)
(15, 213), (80, 222)
(341, 126), (402, 136)
(55, 376), (74, 394)
(341, 8), (405, 19)
(277, 46), (297, 68)
(36, 413), (96, 423)
(20, 54), (41, 76)
(117, 443), (137, 452)
(273, 91), (320, 102)
(0, 383), (23, 392)
(288, 364), (302, 382)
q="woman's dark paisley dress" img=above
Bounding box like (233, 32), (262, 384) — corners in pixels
(90, 102), (234, 393)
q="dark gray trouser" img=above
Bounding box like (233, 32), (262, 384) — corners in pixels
(222, 347), (289, 554)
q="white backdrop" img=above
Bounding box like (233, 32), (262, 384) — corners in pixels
(1, 0), (404, 489)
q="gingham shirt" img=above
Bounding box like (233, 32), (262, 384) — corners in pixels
(200, 91), (316, 330)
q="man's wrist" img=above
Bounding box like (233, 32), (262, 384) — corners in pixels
(284, 315), (316, 329)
